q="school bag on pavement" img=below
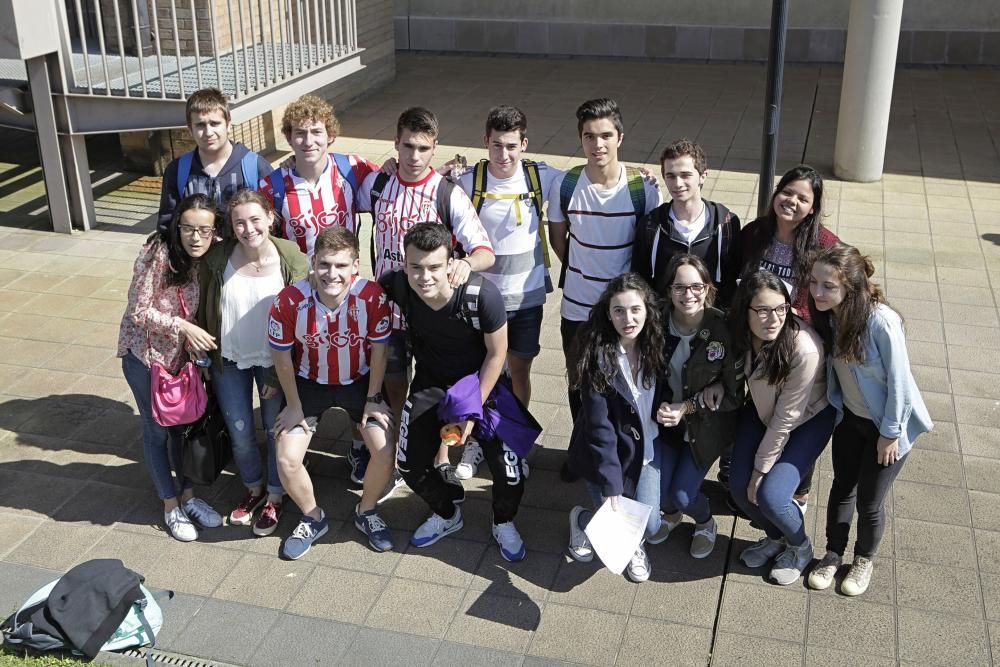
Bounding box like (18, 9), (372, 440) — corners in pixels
(1, 559), (172, 666)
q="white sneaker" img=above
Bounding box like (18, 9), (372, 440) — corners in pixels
(626, 543), (651, 582)
(454, 440), (484, 480)
(567, 505), (593, 562)
(164, 506), (197, 542)
(492, 520), (526, 562)
(410, 506), (463, 548)
(182, 497), (223, 528)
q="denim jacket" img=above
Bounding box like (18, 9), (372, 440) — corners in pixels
(826, 304), (933, 458)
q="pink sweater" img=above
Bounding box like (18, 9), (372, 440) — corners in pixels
(745, 318), (829, 474)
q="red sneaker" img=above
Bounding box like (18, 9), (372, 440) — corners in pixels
(229, 490), (265, 526)
(252, 500), (282, 537)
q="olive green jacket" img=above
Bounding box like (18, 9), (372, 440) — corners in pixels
(658, 306), (745, 469)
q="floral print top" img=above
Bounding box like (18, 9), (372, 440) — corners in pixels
(117, 241), (200, 373)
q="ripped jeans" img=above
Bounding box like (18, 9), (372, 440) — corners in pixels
(210, 360), (283, 495)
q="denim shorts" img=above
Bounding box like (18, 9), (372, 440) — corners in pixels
(506, 305), (543, 359)
(384, 330), (412, 378)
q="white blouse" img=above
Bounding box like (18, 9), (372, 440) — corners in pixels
(220, 260), (284, 369)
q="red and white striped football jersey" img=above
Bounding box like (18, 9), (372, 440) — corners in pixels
(358, 169), (493, 281)
(260, 153), (378, 255)
(268, 276), (391, 385)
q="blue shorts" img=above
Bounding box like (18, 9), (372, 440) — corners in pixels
(385, 330), (412, 378)
(506, 305), (543, 359)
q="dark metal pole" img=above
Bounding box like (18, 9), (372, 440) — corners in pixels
(758, 0), (790, 217)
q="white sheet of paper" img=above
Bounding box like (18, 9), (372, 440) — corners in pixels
(584, 496), (652, 575)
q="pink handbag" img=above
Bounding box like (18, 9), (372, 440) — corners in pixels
(150, 288), (208, 427)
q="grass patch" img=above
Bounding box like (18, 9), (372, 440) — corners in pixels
(0, 649), (107, 666)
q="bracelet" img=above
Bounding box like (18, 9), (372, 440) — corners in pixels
(685, 399), (697, 415)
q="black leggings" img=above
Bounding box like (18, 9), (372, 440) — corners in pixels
(824, 408), (907, 559)
(398, 382), (525, 523)
(560, 318), (582, 421)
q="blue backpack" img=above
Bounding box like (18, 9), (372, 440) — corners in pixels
(266, 152), (359, 218)
(176, 149), (260, 199)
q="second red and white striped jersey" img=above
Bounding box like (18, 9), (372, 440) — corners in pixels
(357, 169), (493, 280)
(260, 153), (378, 256)
(267, 276), (391, 385)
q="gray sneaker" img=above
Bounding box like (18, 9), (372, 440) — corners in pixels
(770, 540), (813, 586)
(625, 543), (651, 583)
(807, 550), (842, 590)
(567, 506), (593, 562)
(690, 517), (717, 559)
(841, 556), (874, 596)
(647, 510), (683, 545)
(740, 536), (785, 568)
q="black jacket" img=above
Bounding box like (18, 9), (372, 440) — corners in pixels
(632, 200), (741, 308)
(567, 362), (659, 499)
(658, 307), (744, 469)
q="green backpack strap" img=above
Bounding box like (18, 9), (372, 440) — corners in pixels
(558, 165), (584, 223)
(521, 160), (551, 269)
(470, 159), (489, 213)
(624, 166), (647, 220)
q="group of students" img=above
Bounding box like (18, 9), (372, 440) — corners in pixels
(116, 87), (931, 598)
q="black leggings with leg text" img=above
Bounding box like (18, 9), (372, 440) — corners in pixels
(398, 382), (525, 523)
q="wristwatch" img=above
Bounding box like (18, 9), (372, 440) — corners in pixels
(366, 392), (385, 404)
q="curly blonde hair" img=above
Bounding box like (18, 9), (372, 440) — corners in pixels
(281, 95), (341, 138)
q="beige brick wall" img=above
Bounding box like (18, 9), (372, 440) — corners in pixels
(122, 0), (395, 173)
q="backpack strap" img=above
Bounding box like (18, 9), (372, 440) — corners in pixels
(457, 273), (484, 331)
(331, 152), (359, 195)
(521, 159), (551, 269)
(176, 151), (194, 199)
(240, 151), (260, 192)
(435, 177), (466, 258)
(624, 166), (646, 221)
(559, 165), (584, 224)
(470, 159), (489, 213)
(268, 170), (286, 221)
(369, 172), (392, 267)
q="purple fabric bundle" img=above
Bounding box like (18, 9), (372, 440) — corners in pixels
(437, 374), (542, 457)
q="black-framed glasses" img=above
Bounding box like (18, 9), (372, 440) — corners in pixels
(179, 224), (215, 238)
(748, 304), (791, 320)
(670, 283), (707, 296)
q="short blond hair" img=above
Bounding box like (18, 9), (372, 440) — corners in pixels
(282, 95), (340, 138)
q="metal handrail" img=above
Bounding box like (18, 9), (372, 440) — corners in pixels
(52, 0), (360, 101)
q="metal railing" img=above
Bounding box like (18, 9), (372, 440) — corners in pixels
(54, 0), (359, 101)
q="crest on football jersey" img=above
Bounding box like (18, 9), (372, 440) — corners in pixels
(348, 304), (359, 320)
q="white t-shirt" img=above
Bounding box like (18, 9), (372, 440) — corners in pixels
(617, 345), (657, 466)
(669, 205), (707, 246)
(458, 161), (562, 311)
(547, 166), (663, 321)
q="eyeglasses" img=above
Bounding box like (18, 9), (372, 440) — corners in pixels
(748, 304), (791, 320)
(179, 225), (215, 238)
(670, 283), (707, 296)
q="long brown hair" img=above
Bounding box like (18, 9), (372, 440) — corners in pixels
(572, 273), (666, 394)
(808, 244), (891, 363)
(728, 271), (799, 386)
(741, 165), (826, 290)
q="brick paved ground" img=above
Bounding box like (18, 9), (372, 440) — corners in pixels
(1, 53), (999, 665)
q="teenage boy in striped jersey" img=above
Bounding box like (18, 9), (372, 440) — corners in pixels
(357, 107), (495, 480)
(546, 98), (664, 419)
(268, 226), (396, 560)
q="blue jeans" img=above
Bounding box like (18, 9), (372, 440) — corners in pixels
(648, 432), (712, 527)
(579, 459), (661, 539)
(210, 360), (283, 495)
(121, 353), (191, 500)
(729, 402), (836, 547)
